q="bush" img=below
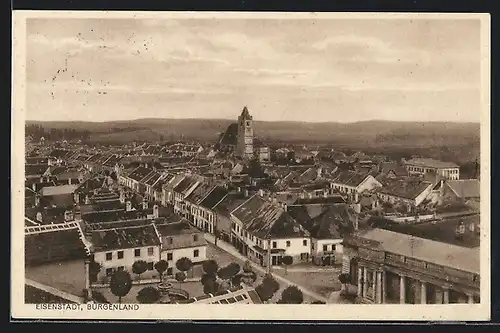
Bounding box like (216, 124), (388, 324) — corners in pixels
(255, 275), (280, 302)
(279, 286), (304, 304)
(136, 286), (161, 304)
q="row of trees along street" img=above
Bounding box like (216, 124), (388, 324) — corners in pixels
(88, 257), (194, 304)
(87, 255), (312, 304)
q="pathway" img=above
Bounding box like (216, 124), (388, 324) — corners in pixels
(26, 278), (85, 304)
(204, 234), (328, 303)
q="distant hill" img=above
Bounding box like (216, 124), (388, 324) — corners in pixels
(26, 118), (480, 163)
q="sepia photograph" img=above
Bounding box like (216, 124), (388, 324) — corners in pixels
(11, 11), (490, 321)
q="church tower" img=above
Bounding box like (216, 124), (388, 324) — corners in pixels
(236, 106), (254, 159)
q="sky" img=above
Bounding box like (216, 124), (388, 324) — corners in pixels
(25, 16), (482, 123)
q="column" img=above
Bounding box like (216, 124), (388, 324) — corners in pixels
(468, 294), (474, 304)
(362, 267), (368, 298)
(399, 275), (406, 304)
(420, 282), (427, 304)
(376, 271), (382, 303)
(371, 271), (377, 300)
(382, 271), (387, 304)
(443, 289), (449, 304)
(357, 266), (363, 296)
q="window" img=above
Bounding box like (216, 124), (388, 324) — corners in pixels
(311, 243), (315, 250)
(194, 249), (199, 258)
(272, 241), (277, 249)
(332, 244), (336, 251)
(147, 262), (154, 270)
(167, 253), (173, 261)
(193, 234), (198, 242)
(134, 248), (141, 257)
(117, 266), (124, 271)
(148, 247), (154, 256)
(286, 241), (291, 247)
(167, 267), (173, 275)
(106, 268), (113, 276)
(106, 252), (112, 261)
(323, 245), (328, 252)
(168, 237), (173, 245)
(117, 251), (124, 259)
(303, 240), (308, 246)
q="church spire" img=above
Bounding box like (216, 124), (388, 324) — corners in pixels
(241, 106), (251, 119)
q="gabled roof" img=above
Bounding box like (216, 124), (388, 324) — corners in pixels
(127, 166), (154, 182)
(331, 170), (371, 188)
(446, 179), (480, 198)
(25, 164), (49, 176)
(155, 220), (200, 237)
(91, 224), (161, 252)
(378, 179), (433, 200)
(173, 176), (200, 195)
(308, 205), (356, 240)
(213, 192), (248, 217)
(232, 195), (310, 239)
(199, 186), (228, 210)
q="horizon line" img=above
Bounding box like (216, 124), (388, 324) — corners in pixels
(25, 117), (481, 125)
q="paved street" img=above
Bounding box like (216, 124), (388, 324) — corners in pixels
(204, 234), (328, 303)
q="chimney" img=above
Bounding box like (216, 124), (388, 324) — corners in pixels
(85, 195), (90, 205)
(259, 189), (265, 197)
(74, 192), (80, 204)
(68, 178), (72, 185)
(119, 190), (125, 204)
(142, 201), (148, 210)
(35, 195), (40, 207)
(40, 177), (44, 183)
(282, 202), (287, 212)
(126, 201), (132, 212)
(244, 189), (249, 198)
(354, 214), (359, 231)
(36, 211), (43, 223)
(32, 183), (37, 191)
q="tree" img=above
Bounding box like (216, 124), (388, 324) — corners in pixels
(279, 286), (304, 304)
(201, 273), (218, 294)
(109, 270), (132, 304)
(338, 273), (351, 293)
(132, 260), (149, 281)
(217, 262), (241, 284)
(240, 260), (257, 286)
(255, 274), (280, 302)
(136, 286), (161, 304)
(202, 260), (219, 276)
(175, 272), (186, 290)
(281, 255), (293, 275)
(176, 257), (193, 278)
(154, 260), (169, 284)
(231, 274), (242, 287)
(89, 261), (101, 284)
